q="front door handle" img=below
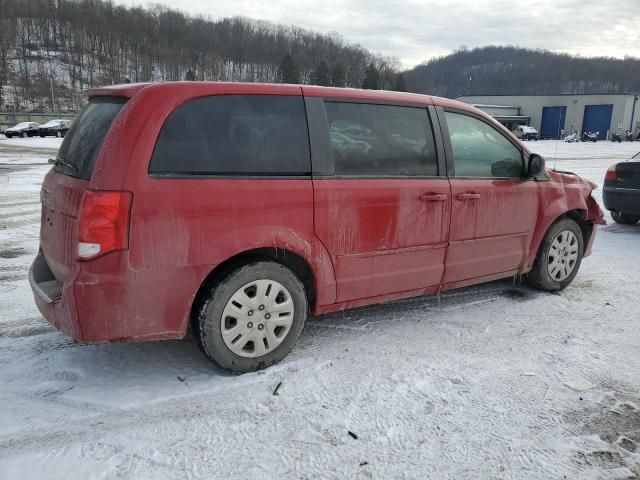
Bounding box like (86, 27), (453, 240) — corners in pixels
(419, 193), (447, 202)
(456, 192), (481, 200)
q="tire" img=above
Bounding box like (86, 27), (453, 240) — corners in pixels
(611, 211), (639, 224)
(40, 134), (45, 138)
(528, 218), (584, 292)
(195, 261), (307, 373)
(56, 131), (61, 138)
(5, 133), (11, 139)
(21, 132), (27, 138)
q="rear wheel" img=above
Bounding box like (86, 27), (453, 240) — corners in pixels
(195, 261), (307, 373)
(611, 211), (639, 224)
(5, 133), (11, 139)
(528, 218), (584, 291)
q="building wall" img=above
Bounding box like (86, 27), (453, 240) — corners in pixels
(457, 94), (640, 137)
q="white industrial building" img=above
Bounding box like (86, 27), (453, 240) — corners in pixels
(457, 94), (640, 140)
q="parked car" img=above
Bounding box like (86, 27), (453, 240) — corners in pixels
(4, 121), (40, 138)
(512, 125), (540, 141)
(603, 151), (640, 224)
(30, 82), (604, 373)
(39, 119), (72, 138)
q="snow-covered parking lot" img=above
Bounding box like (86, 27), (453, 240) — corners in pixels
(1, 138), (639, 479)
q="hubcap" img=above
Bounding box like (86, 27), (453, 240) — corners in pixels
(547, 230), (579, 281)
(220, 279), (295, 358)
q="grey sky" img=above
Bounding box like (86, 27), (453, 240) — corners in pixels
(114, 0), (640, 68)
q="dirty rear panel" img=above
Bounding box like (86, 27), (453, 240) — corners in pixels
(39, 97), (127, 283)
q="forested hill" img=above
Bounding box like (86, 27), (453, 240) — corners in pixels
(1, 1), (638, 112)
(0, 0), (398, 110)
(403, 46), (640, 98)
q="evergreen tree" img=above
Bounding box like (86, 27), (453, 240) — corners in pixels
(312, 60), (330, 86)
(185, 68), (196, 81)
(394, 73), (407, 92)
(278, 53), (300, 84)
(361, 63), (380, 89)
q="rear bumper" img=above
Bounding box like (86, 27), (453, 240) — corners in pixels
(29, 252), (83, 339)
(603, 186), (640, 216)
(29, 251), (206, 343)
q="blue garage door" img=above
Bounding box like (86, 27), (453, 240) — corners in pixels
(540, 106), (567, 139)
(582, 104), (613, 140)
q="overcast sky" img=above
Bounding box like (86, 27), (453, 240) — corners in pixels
(114, 0), (639, 68)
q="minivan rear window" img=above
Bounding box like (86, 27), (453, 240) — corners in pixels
(149, 95), (310, 176)
(54, 97), (127, 180)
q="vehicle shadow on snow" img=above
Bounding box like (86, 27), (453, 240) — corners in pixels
(15, 279), (541, 409)
(309, 278), (542, 330)
(601, 223), (640, 235)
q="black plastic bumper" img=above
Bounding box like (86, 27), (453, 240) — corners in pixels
(603, 186), (640, 216)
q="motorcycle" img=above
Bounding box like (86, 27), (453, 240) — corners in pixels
(611, 132), (622, 143)
(582, 131), (599, 142)
(625, 130), (634, 142)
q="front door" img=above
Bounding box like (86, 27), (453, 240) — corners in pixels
(441, 110), (539, 285)
(310, 99), (451, 302)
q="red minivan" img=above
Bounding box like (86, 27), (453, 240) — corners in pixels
(30, 82), (604, 372)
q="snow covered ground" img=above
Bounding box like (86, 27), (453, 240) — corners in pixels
(0, 139), (639, 479)
(0, 136), (62, 165)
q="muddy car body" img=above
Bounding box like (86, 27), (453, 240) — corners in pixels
(30, 82), (604, 372)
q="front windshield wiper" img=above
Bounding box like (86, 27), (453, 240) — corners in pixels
(48, 157), (77, 172)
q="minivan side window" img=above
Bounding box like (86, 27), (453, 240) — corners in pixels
(324, 102), (438, 176)
(150, 95), (310, 176)
(445, 111), (523, 178)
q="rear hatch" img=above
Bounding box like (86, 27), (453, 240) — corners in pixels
(40, 97), (127, 283)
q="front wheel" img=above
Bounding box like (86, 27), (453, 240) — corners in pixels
(21, 132), (27, 138)
(611, 211), (639, 224)
(528, 218), (584, 291)
(195, 261), (307, 373)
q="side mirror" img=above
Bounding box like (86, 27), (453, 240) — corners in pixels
(527, 154), (546, 179)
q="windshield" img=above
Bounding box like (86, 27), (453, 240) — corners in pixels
(11, 122), (31, 129)
(55, 97), (127, 180)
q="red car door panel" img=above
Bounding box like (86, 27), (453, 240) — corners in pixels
(314, 179), (450, 301)
(308, 98), (450, 303)
(446, 178), (538, 283)
(441, 110), (539, 285)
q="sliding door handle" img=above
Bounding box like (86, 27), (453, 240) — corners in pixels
(419, 193), (447, 202)
(456, 192), (481, 200)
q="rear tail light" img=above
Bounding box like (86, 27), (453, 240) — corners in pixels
(604, 167), (617, 182)
(77, 190), (132, 260)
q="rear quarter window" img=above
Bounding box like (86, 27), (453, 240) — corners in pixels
(149, 95), (310, 176)
(55, 97), (127, 180)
